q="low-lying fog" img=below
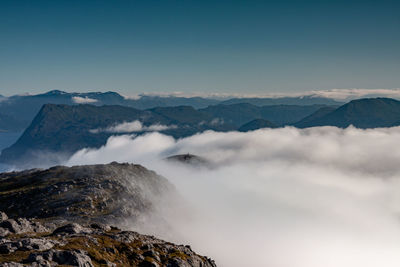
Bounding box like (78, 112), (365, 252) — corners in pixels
(67, 126), (400, 267)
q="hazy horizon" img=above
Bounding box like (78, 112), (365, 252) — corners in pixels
(4, 87), (400, 101)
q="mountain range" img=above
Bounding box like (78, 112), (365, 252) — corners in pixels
(220, 96), (342, 106)
(2, 93), (400, 168)
(0, 103), (329, 167)
(0, 90), (341, 132)
(294, 98), (400, 128)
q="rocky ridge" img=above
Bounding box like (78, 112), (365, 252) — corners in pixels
(0, 211), (216, 267)
(0, 162), (177, 227)
(0, 162), (217, 266)
(165, 154), (211, 168)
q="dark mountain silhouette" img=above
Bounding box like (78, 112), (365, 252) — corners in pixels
(0, 104), (146, 166)
(260, 105), (327, 125)
(295, 98), (400, 128)
(293, 106), (338, 128)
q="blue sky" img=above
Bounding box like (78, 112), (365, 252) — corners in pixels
(0, 0), (399, 96)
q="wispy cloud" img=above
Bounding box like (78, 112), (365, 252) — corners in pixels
(71, 96), (98, 104)
(90, 120), (176, 134)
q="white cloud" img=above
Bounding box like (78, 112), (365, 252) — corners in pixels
(71, 96), (99, 104)
(210, 118), (224, 125)
(66, 127), (400, 267)
(90, 120), (176, 133)
(122, 94), (141, 100)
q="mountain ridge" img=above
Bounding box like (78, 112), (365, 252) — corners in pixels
(295, 97), (400, 128)
(0, 103), (327, 167)
(0, 90), (342, 132)
(238, 119), (277, 132)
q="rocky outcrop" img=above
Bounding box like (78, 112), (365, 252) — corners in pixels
(0, 163), (217, 266)
(0, 212), (216, 267)
(0, 162), (178, 227)
(165, 154), (211, 168)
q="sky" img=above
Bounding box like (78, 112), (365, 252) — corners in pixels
(0, 0), (399, 96)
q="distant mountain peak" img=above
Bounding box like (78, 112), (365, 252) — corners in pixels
(43, 90), (68, 95)
(295, 97), (400, 128)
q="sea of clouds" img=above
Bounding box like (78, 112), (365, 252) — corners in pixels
(66, 126), (400, 267)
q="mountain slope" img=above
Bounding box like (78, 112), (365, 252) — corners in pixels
(0, 104), (148, 166)
(295, 98), (400, 128)
(293, 106), (338, 128)
(149, 106), (212, 125)
(0, 91), (219, 131)
(200, 103), (326, 126)
(200, 103), (261, 127)
(259, 105), (327, 125)
(0, 104), (232, 167)
(238, 119), (277, 132)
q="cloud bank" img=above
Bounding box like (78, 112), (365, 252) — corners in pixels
(71, 96), (99, 104)
(90, 120), (176, 134)
(309, 88), (400, 100)
(66, 127), (400, 267)
(122, 88), (400, 101)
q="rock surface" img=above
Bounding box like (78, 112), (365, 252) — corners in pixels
(0, 212), (216, 267)
(165, 154), (211, 168)
(0, 163), (217, 266)
(0, 162), (177, 226)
